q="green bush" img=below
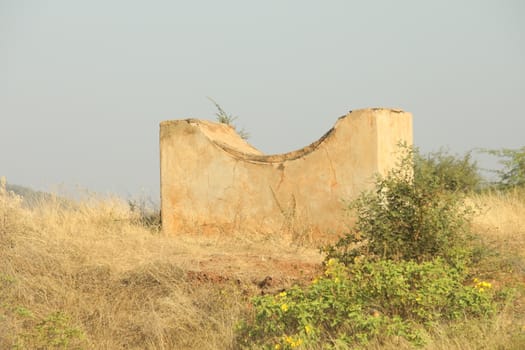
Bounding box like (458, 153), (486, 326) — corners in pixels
(237, 259), (495, 349)
(483, 147), (525, 190)
(324, 146), (475, 266)
(415, 148), (482, 193)
(238, 145), (501, 349)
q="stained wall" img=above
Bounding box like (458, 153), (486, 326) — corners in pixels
(160, 108), (413, 236)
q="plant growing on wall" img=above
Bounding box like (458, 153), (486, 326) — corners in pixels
(207, 97), (250, 140)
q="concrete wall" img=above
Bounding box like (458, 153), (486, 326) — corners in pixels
(160, 108), (413, 236)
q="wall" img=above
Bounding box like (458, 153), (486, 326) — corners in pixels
(160, 108), (413, 236)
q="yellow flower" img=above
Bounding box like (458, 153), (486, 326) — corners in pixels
(279, 291), (287, 297)
(334, 277), (340, 284)
(305, 325), (312, 334)
(281, 303), (289, 312)
(327, 258), (337, 266)
(291, 338), (303, 348)
(284, 336), (302, 348)
(274, 344), (282, 350)
(474, 280), (492, 291)
(312, 278), (319, 285)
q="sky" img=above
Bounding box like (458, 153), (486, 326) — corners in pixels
(1, 1), (524, 200)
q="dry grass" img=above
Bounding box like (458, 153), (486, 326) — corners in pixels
(0, 185), (321, 349)
(1, 183), (524, 349)
(470, 189), (525, 258)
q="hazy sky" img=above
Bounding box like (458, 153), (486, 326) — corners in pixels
(1, 1), (524, 199)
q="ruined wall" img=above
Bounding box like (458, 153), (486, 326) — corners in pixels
(160, 108), (413, 236)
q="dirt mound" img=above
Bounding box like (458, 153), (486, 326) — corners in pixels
(184, 253), (323, 295)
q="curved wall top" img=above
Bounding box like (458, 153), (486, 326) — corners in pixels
(160, 108), (413, 237)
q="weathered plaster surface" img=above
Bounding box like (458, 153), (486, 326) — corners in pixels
(160, 108), (413, 236)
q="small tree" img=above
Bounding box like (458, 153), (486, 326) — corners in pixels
(324, 146), (474, 267)
(483, 147), (525, 190)
(415, 148), (482, 193)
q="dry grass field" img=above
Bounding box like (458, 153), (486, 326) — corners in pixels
(1, 182), (524, 349)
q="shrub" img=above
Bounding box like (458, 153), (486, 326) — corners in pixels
(324, 146), (475, 266)
(237, 259), (495, 349)
(237, 145), (501, 349)
(482, 147), (525, 190)
(414, 148), (482, 193)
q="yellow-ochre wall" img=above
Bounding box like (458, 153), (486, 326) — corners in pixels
(160, 108), (413, 236)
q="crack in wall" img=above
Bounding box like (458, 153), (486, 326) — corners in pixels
(323, 148), (338, 192)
